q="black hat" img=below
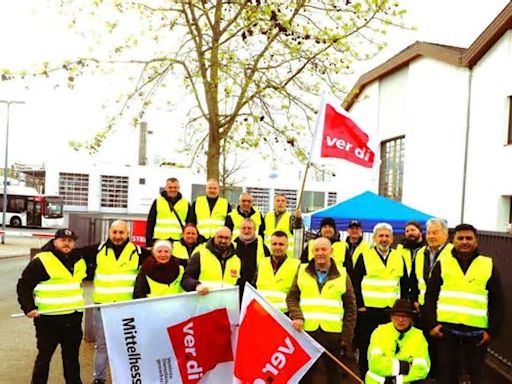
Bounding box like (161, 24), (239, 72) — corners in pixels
(387, 299), (416, 316)
(347, 220), (361, 228)
(320, 217), (336, 231)
(405, 221), (422, 232)
(54, 228), (78, 240)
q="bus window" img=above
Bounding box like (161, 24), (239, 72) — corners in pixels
(45, 200), (63, 218)
(8, 196), (26, 213)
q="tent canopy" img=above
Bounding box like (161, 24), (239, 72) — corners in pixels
(308, 191), (436, 234)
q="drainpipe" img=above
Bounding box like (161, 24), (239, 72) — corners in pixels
(460, 69), (473, 223)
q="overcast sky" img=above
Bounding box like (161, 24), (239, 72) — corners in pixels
(0, 0), (509, 170)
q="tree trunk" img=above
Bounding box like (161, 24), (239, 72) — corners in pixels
(206, 121), (220, 182)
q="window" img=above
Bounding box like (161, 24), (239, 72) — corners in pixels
(191, 184), (205, 201)
(224, 186), (243, 207)
(59, 172), (89, 206)
(327, 192), (337, 206)
(246, 187), (271, 213)
(139, 178), (145, 185)
(101, 175), (129, 208)
(508, 96), (512, 145)
(379, 136), (405, 201)
(301, 191), (325, 213)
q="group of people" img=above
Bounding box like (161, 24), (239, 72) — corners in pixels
(16, 177), (502, 384)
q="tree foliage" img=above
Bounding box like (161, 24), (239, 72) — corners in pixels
(2, 0), (406, 180)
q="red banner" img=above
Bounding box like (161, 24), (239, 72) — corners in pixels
(167, 308), (234, 383)
(130, 220), (147, 246)
(235, 299), (311, 384)
(320, 103), (375, 168)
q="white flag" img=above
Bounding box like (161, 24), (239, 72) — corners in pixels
(101, 288), (239, 384)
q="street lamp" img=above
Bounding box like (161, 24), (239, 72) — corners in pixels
(0, 100), (25, 245)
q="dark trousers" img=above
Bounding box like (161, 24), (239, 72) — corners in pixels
(436, 331), (486, 384)
(354, 308), (389, 378)
(32, 312), (83, 384)
(300, 330), (344, 384)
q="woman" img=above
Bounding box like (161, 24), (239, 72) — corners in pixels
(133, 240), (184, 298)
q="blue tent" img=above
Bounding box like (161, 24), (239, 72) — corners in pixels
(308, 191), (436, 234)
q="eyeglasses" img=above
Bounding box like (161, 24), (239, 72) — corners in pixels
(395, 333), (404, 355)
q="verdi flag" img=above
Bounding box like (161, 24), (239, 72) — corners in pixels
(100, 287), (239, 384)
(311, 98), (375, 168)
(234, 284), (323, 384)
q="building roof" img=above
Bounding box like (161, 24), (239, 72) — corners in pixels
(343, 2), (512, 110)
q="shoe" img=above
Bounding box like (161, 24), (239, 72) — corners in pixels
(93, 380), (106, 384)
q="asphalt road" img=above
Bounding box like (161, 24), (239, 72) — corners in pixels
(0, 256), (104, 383)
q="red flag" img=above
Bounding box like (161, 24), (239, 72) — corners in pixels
(234, 299), (311, 384)
(320, 103), (375, 168)
(167, 308), (233, 383)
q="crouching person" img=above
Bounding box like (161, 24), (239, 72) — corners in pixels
(366, 299), (430, 383)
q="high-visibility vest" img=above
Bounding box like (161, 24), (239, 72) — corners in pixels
(234, 236), (267, 266)
(93, 242), (140, 303)
(195, 196), (229, 239)
(366, 322), (430, 384)
(33, 252), (87, 315)
(437, 254), (492, 328)
(297, 264), (347, 333)
(414, 244), (453, 305)
(198, 248), (241, 289)
(173, 242), (206, 260)
(153, 196), (189, 241)
(307, 239), (347, 268)
(256, 257), (300, 312)
(350, 239), (371, 265)
(228, 208), (262, 239)
(264, 211), (294, 257)
(361, 248), (404, 308)
(146, 266), (184, 297)
(396, 244), (414, 277)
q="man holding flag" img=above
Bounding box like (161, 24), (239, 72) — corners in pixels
(286, 237), (357, 383)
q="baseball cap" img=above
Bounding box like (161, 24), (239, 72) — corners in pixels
(347, 220), (361, 228)
(54, 228), (78, 240)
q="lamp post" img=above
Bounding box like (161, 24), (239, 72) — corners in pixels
(0, 100), (25, 245)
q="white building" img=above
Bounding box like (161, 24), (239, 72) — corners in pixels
(343, 3), (512, 232)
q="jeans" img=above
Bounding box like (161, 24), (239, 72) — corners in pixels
(32, 312), (83, 384)
(93, 308), (108, 381)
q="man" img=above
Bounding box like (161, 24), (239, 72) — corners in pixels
(287, 237), (357, 384)
(79, 220), (149, 384)
(424, 224), (502, 384)
(256, 231), (299, 312)
(396, 221), (426, 276)
(181, 226), (240, 294)
(171, 223), (206, 261)
(225, 192), (265, 239)
(263, 193), (302, 258)
(235, 218), (270, 299)
(352, 223), (409, 377)
(366, 299), (430, 383)
(190, 179), (232, 239)
(301, 217), (347, 269)
(345, 220), (370, 274)
(17, 228), (85, 384)
(145, 177), (191, 246)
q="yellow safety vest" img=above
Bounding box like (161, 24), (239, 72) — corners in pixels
(256, 257), (300, 312)
(154, 196), (189, 241)
(93, 242), (140, 303)
(307, 239), (347, 268)
(414, 244), (453, 305)
(350, 239), (371, 265)
(437, 254), (492, 329)
(396, 244), (414, 277)
(146, 266), (184, 297)
(366, 322), (430, 383)
(198, 248), (241, 289)
(361, 248), (404, 308)
(297, 264), (347, 333)
(228, 208), (262, 239)
(264, 211), (294, 257)
(33, 252), (86, 315)
(195, 196), (229, 239)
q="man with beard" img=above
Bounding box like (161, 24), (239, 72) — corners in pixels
(301, 217), (348, 270)
(352, 223), (409, 378)
(234, 218), (270, 299)
(78, 220), (150, 384)
(17, 228), (85, 384)
(181, 226), (241, 294)
(145, 177), (191, 246)
(225, 192), (265, 239)
(396, 221), (426, 276)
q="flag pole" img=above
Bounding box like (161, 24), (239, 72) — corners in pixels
(323, 348), (364, 383)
